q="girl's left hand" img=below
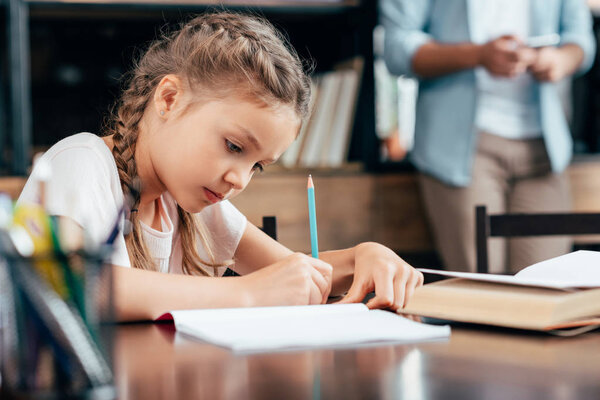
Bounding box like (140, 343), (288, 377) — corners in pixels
(336, 242), (424, 312)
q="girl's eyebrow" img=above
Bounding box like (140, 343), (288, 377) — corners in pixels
(235, 124), (262, 152)
(234, 124), (276, 163)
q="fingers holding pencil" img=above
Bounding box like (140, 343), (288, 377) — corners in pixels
(309, 256), (333, 303)
(241, 253), (332, 306)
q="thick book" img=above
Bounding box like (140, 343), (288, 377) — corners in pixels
(401, 251), (600, 333)
(158, 303), (450, 353)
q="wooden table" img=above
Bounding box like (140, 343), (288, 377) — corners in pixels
(113, 323), (600, 399)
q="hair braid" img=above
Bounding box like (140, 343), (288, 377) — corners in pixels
(109, 72), (156, 270)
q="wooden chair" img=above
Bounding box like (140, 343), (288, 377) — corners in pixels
(259, 216), (277, 241)
(475, 205), (600, 273)
(222, 216), (277, 277)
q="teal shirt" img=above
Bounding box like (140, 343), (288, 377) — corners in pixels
(380, 0), (596, 186)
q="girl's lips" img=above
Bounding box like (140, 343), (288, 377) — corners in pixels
(203, 188), (223, 204)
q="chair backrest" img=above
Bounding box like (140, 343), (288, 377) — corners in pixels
(475, 205), (600, 273)
(222, 216), (277, 277)
(260, 216), (277, 241)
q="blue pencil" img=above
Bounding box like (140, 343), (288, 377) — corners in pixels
(307, 175), (319, 259)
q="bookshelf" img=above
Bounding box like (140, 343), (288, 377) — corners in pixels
(3, 0), (377, 174)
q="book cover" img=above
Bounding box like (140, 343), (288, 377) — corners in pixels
(401, 278), (600, 332)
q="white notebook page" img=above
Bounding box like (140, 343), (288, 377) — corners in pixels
(168, 303), (450, 353)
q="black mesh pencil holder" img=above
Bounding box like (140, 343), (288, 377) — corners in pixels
(0, 245), (116, 399)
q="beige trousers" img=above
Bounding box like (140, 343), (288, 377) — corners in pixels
(419, 132), (572, 274)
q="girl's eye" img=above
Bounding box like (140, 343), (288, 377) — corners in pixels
(252, 163), (264, 173)
(226, 140), (242, 153)
(227, 139), (263, 172)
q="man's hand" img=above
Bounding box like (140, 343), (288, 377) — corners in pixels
(479, 35), (537, 78)
(529, 46), (572, 82)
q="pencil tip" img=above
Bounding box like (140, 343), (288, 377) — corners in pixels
(307, 174), (314, 189)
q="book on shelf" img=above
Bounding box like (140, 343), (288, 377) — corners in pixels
(400, 251), (600, 334)
(158, 303), (450, 353)
(279, 77), (319, 168)
(298, 71), (342, 167)
(322, 58), (363, 167)
(281, 57), (363, 169)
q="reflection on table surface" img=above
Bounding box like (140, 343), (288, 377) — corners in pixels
(114, 322), (600, 400)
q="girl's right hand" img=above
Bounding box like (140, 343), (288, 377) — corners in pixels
(237, 253), (333, 307)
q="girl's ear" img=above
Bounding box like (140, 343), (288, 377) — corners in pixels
(154, 75), (184, 119)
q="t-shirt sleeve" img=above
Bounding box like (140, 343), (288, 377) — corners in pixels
(17, 147), (131, 267)
(198, 200), (247, 264)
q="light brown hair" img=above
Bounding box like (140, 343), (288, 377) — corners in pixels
(104, 11), (312, 275)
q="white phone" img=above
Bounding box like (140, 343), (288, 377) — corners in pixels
(526, 33), (560, 48)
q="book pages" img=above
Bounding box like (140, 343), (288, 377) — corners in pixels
(419, 251), (600, 290)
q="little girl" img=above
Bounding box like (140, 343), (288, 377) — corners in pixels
(18, 11), (423, 321)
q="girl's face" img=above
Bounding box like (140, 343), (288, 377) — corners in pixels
(149, 95), (299, 213)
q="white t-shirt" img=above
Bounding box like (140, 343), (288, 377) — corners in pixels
(474, 0), (543, 139)
(17, 133), (247, 276)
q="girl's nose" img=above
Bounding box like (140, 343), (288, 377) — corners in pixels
(224, 168), (250, 191)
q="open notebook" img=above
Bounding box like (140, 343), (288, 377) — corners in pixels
(158, 303), (450, 353)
